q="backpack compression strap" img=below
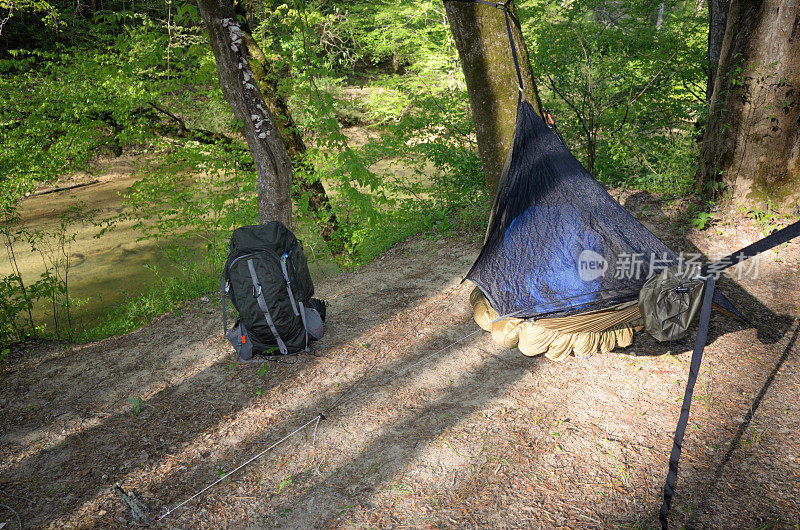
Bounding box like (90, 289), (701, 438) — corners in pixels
(280, 253), (300, 317)
(247, 259), (289, 355)
(280, 252), (310, 351)
(220, 275), (231, 335)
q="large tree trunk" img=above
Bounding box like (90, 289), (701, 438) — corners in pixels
(444, 1), (542, 198)
(706, 0), (730, 100)
(197, 0), (293, 226)
(697, 0), (800, 210)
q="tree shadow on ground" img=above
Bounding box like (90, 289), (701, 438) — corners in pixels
(701, 322), (798, 494)
(143, 195), (798, 528)
(3, 197), (796, 528)
(618, 191), (799, 527)
(149, 314), (545, 527)
(0, 350), (295, 527)
(0, 236), (481, 527)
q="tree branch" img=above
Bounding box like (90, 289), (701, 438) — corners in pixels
(148, 102), (187, 132)
(544, 72), (592, 142)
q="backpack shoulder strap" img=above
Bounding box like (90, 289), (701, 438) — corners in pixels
(247, 258), (289, 355)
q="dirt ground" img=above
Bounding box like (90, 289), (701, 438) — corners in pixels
(1, 196), (799, 529)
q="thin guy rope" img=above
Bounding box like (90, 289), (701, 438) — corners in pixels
(155, 286), (463, 521)
(155, 283), (584, 522)
(155, 414), (322, 522)
(0, 502), (22, 530)
(311, 414), (323, 476)
(155, 312), (479, 522)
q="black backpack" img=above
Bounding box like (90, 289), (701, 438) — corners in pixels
(220, 222), (326, 361)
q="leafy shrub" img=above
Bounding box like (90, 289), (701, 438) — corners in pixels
(522, 0), (708, 194)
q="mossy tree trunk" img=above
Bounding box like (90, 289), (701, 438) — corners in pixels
(697, 0), (800, 211)
(233, 7), (343, 252)
(444, 1), (542, 199)
(197, 0), (293, 226)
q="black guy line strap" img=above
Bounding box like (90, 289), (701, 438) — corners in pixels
(661, 218), (800, 529)
(660, 274), (715, 528)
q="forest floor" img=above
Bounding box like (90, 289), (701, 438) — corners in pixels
(2, 192), (800, 529)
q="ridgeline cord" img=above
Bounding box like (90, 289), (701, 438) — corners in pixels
(155, 328), (481, 522)
(155, 321), (484, 522)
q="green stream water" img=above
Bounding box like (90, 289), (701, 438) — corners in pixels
(3, 169), (337, 336)
(3, 174), (189, 332)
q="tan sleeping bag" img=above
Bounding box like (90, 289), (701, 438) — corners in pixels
(470, 288), (642, 361)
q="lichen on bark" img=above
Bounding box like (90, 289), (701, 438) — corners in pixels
(197, 0), (294, 226)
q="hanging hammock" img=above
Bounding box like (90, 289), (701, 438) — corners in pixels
(461, 60), (742, 358)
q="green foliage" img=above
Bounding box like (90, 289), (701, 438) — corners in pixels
(275, 506), (292, 517)
(691, 211), (713, 231)
(0, 0), (63, 35)
(128, 396), (143, 415)
(522, 0), (708, 193)
(0, 11), (213, 209)
(331, 88), (486, 263)
(252, 0), (456, 79)
(77, 134), (260, 341)
(122, 140), (258, 263)
(253, 0), (481, 264)
(0, 201), (97, 347)
(323, 0), (458, 78)
(739, 201), (786, 237)
(277, 475), (292, 494)
(0, 11), (235, 347)
(78, 261), (219, 341)
(296, 84), (485, 265)
(0, 273), (34, 344)
(0, 209), (36, 343)
(1, 0), (722, 350)
(258, 362), (269, 377)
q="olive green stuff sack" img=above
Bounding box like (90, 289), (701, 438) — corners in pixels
(638, 266), (705, 342)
